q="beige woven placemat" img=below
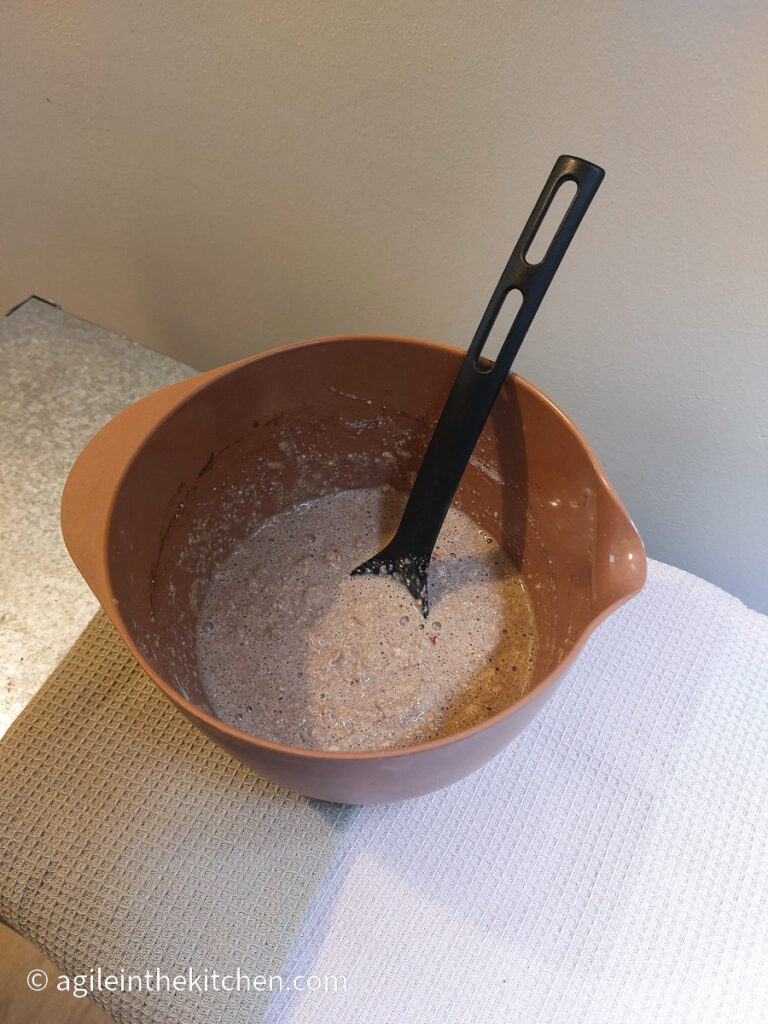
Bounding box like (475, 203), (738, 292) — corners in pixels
(0, 612), (357, 1024)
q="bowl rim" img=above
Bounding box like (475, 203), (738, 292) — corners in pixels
(105, 333), (647, 762)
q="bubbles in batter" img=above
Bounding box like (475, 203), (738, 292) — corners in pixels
(196, 486), (538, 752)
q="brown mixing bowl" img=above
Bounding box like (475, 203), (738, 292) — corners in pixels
(61, 335), (646, 803)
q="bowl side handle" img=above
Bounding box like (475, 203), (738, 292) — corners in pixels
(60, 371), (218, 612)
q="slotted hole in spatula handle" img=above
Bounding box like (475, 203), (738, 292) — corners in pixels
(524, 177), (579, 264)
(476, 287), (524, 364)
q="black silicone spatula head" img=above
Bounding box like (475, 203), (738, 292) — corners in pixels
(351, 155), (605, 616)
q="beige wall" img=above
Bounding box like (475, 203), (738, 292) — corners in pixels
(2, 1), (767, 611)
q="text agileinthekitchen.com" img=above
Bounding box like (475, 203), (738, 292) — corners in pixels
(26, 967), (347, 998)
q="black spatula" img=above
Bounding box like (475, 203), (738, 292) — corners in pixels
(351, 154), (604, 616)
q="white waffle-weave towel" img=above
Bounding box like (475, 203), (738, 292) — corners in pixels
(266, 559), (768, 1024)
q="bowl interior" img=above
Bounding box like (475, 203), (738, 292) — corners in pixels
(107, 337), (641, 728)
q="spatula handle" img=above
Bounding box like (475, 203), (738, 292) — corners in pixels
(468, 154), (604, 380)
(392, 155), (604, 558)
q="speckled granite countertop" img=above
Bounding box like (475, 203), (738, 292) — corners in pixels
(0, 298), (194, 737)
